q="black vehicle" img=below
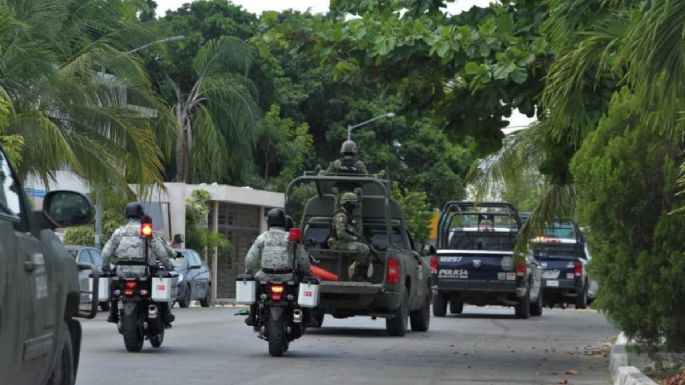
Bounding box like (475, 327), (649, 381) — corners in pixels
(531, 219), (593, 309)
(171, 248), (212, 308)
(109, 221), (178, 352)
(66, 246), (110, 310)
(433, 201), (543, 319)
(0, 145), (98, 385)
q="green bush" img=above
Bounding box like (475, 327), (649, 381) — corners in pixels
(571, 90), (685, 352)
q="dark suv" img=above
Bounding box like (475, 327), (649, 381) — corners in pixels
(0, 145), (97, 385)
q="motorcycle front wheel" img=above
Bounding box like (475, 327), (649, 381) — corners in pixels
(268, 314), (286, 357)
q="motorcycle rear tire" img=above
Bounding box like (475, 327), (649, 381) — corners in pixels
(122, 315), (144, 352)
(268, 314), (286, 357)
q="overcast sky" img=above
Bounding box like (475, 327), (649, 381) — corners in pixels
(153, 0), (533, 130)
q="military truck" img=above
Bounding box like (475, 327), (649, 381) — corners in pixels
(0, 145), (98, 385)
(287, 175), (432, 336)
(432, 201), (543, 319)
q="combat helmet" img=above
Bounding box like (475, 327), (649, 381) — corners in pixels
(340, 192), (358, 211)
(340, 140), (357, 156)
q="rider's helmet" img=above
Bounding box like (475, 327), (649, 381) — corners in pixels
(124, 202), (145, 220)
(267, 208), (286, 229)
(340, 192), (358, 212)
(285, 215), (295, 230)
(340, 140), (357, 156)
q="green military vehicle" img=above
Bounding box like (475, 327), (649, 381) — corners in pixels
(0, 146), (98, 385)
(286, 175), (432, 336)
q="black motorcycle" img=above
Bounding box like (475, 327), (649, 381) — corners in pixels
(111, 264), (177, 352)
(109, 219), (178, 352)
(241, 274), (318, 357)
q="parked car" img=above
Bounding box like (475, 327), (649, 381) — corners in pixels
(171, 248), (212, 308)
(65, 245), (110, 311)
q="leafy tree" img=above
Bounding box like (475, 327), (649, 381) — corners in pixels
(391, 182), (433, 243)
(185, 189), (230, 256)
(571, 90), (685, 352)
(169, 36), (260, 183)
(0, 0), (173, 189)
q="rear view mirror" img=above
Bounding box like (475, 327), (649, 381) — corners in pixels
(43, 191), (94, 228)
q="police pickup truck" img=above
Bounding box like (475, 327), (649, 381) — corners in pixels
(531, 219), (596, 309)
(432, 202), (543, 319)
(289, 175), (432, 336)
(0, 145), (98, 385)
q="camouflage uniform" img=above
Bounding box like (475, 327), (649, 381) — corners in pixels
(244, 227), (311, 282)
(102, 218), (176, 325)
(102, 219), (175, 270)
(328, 197), (370, 281)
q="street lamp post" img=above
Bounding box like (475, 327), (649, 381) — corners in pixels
(347, 112), (396, 141)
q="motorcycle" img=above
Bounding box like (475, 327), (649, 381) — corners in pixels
(109, 219), (178, 352)
(239, 274), (319, 357)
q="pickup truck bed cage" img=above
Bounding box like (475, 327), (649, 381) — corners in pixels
(438, 201), (522, 248)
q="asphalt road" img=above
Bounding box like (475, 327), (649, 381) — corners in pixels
(76, 305), (616, 385)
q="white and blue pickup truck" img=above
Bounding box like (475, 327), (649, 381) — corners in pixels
(531, 219), (597, 309)
(431, 201), (543, 319)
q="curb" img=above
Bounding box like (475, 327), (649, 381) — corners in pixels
(609, 333), (658, 385)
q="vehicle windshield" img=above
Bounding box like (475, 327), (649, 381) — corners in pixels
(448, 232), (516, 251)
(542, 221), (576, 239)
(534, 246), (579, 260)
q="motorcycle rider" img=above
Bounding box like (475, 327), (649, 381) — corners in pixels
(102, 202), (176, 326)
(244, 208), (311, 328)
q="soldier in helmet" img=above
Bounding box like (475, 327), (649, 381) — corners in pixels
(102, 202), (176, 326)
(321, 140), (368, 175)
(244, 208), (311, 328)
(328, 192), (371, 282)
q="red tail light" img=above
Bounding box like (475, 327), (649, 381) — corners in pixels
(516, 259), (526, 277)
(141, 222), (153, 238)
(123, 289), (135, 296)
(289, 227), (302, 242)
(574, 261), (583, 277)
(429, 255), (438, 272)
(270, 284), (284, 301)
(125, 281), (137, 289)
(386, 257), (401, 284)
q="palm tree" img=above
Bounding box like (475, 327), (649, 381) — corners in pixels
(169, 36), (260, 183)
(0, 0), (174, 190)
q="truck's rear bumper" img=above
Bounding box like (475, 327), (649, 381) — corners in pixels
(317, 281), (400, 315)
(434, 280), (526, 300)
(319, 281), (384, 295)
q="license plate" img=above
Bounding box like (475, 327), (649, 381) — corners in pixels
(545, 280), (559, 287)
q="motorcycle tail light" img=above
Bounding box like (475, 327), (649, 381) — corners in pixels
(270, 284), (284, 301)
(125, 281), (137, 289)
(124, 289), (135, 296)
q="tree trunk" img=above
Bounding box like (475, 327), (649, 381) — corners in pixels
(175, 104), (190, 182)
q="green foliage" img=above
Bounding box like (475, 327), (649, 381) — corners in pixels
(0, 0), (173, 189)
(63, 191), (129, 247)
(185, 189), (230, 253)
(571, 90), (685, 352)
(391, 182), (432, 243)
